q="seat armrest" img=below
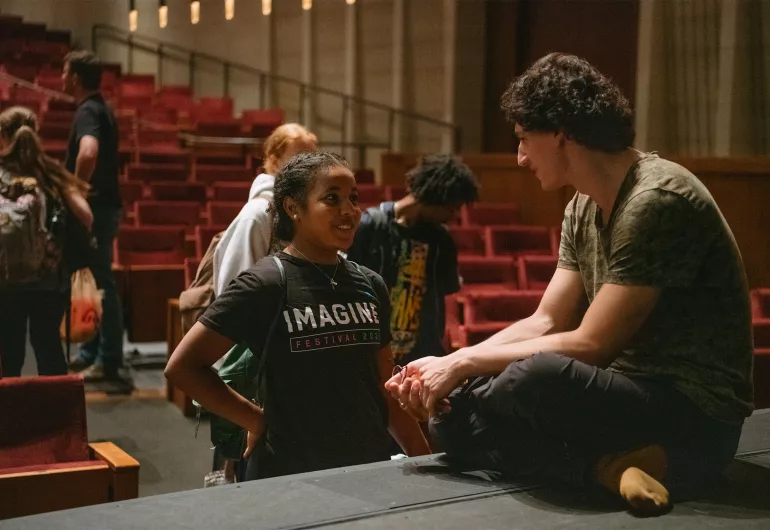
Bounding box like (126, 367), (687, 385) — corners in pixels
(89, 442), (140, 501)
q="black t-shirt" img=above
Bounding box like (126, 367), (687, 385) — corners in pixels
(65, 93), (121, 209)
(199, 252), (393, 478)
(347, 202), (461, 364)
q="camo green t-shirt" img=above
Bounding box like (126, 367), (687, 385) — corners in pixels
(558, 154), (754, 424)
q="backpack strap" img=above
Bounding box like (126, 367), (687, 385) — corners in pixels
(351, 261), (380, 307)
(252, 255), (286, 407)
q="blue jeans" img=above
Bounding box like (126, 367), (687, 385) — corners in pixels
(77, 206), (124, 372)
(429, 352), (742, 501)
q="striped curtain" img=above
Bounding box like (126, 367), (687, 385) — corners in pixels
(660, 0), (721, 156)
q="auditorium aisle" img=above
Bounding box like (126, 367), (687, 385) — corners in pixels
(20, 343), (213, 497)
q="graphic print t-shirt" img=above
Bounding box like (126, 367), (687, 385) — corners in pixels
(348, 203), (460, 365)
(199, 252), (392, 477)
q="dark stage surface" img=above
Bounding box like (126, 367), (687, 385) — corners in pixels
(4, 409), (770, 529)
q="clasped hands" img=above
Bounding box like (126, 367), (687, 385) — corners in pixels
(384, 354), (468, 421)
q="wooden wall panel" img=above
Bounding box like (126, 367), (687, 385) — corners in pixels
(482, 0), (640, 153)
(482, 0), (520, 152)
(691, 177), (770, 291)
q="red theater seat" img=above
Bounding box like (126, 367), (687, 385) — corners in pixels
(207, 201), (243, 226)
(195, 225), (226, 259)
(134, 201), (202, 233)
(517, 255), (558, 290)
(184, 257), (201, 287)
(751, 289), (770, 319)
(136, 126), (179, 147)
(755, 319), (770, 349)
(47, 98), (77, 112)
(195, 119), (243, 137)
(454, 291), (542, 347)
(357, 185), (387, 204)
(149, 181), (207, 203)
(196, 97), (234, 120)
(211, 181), (251, 202)
(120, 181), (145, 208)
(37, 122), (70, 141)
(463, 290), (543, 325)
(195, 153), (248, 167)
(114, 226), (187, 266)
(119, 75), (155, 99)
(40, 109), (75, 124)
(463, 203), (520, 227)
(3, 64), (39, 82)
(449, 226), (486, 256)
(126, 163), (189, 182)
(242, 108), (285, 125)
(137, 149), (190, 165)
(242, 108), (284, 137)
(485, 225), (554, 258)
(550, 226), (562, 253)
(195, 165), (254, 184)
(354, 168), (375, 184)
(458, 256), (517, 291)
(0, 375), (139, 520)
(139, 107), (178, 125)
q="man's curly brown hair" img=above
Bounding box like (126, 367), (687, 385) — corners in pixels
(500, 53), (634, 153)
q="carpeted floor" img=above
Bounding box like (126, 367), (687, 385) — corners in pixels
(87, 396), (214, 497)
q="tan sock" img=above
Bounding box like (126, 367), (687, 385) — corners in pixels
(596, 444), (670, 514)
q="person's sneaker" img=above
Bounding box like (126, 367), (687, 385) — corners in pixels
(68, 357), (92, 373)
(80, 364), (120, 382)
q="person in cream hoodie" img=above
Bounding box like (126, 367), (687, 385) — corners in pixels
(213, 123), (317, 296)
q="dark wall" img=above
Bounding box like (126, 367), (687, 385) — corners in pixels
(483, 0), (639, 152)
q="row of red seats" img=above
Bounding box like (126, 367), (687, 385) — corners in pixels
(113, 75), (285, 131)
(120, 180), (404, 208)
(130, 201), (236, 232)
(452, 285), (770, 350)
(451, 225), (559, 257)
(114, 226), (221, 266)
(122, 163), (375, 183)
(449, 285), (770, 409)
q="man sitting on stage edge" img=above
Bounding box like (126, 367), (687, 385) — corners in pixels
(386, 53), (754, 515)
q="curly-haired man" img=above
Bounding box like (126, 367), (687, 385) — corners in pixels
(386, 53), (753, 515)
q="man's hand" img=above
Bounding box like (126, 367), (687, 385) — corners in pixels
(385, 356), (461, 417)
(414, 354), (468, 414)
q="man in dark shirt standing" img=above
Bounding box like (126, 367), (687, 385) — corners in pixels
(62, 51), (124, 381)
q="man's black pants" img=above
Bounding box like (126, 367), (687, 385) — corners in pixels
(429, 352), (743, 500)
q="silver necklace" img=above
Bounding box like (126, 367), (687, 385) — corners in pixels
(290, 245), (340, 289)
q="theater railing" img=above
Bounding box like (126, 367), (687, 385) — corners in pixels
(91, 24), (462, 158)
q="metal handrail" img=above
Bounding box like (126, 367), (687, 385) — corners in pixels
(91, 24), (461, 152)
(0, 72), (74, 102)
